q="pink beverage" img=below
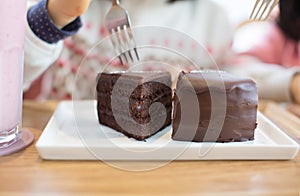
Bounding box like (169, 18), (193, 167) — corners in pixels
(0, 0), (26, 148)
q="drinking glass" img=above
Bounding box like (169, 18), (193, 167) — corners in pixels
(0, 0), (34, 156)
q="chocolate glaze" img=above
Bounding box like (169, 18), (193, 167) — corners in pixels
(172, 71), (258, 142)
(96, 71), (172, 141)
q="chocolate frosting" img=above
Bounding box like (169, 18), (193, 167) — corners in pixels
(172, 71), (258, 142)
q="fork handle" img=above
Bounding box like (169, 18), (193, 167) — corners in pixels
(112, 0), (120, 6)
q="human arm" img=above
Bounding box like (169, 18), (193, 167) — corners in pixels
(47, 0), (91, 28)
(291, 74), (300, 104)
(227, 20), (300, 104)
(224, 57), (300, 103)
(24, 0), (92, 90)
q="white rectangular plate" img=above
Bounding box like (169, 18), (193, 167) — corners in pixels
(36, 101), (299, 160)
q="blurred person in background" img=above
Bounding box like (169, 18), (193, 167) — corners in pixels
(24, 0), (233, 100)
(226, 0), (300, 103)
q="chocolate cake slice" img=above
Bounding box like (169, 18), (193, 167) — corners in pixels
(172, 71), (258, 142)
(96, 71), (172, 141)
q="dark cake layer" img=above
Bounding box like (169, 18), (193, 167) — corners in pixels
(172, 71), (258, 142)
(97, 85), (172, 120)
(97, 71), (172, 141)
(98, 113), (172, 140)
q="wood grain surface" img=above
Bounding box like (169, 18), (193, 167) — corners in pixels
(0, 100), (299, 196)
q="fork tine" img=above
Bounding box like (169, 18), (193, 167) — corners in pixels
(263, 0), (279, 20)
(116, 26), (131, 65)
(250, 0), (260, 19)
(253, 0), (265, 20)
(123, 11), (140, 61)
(121, 25), (134, 62)
(133, 48), (140, 61)
(259, 0), (271, 20)
(110, 28), (126, 65)
(250, 0), (278, 21)
(126, 27), (140, 61)
(123, 25), (138, 62)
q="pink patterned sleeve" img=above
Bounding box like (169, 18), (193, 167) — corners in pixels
(242, 24), (285, 65)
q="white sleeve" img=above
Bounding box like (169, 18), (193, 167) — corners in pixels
(224, 61), (300, 102)
(23, 1), (63, 91)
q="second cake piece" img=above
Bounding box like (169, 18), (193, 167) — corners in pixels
(172, 71), (258, 142)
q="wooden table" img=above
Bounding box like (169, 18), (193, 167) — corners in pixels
(1, 100), (300, 195)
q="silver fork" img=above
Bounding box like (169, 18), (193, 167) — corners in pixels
(249, 0), (279, 21)
(105, 0), (140, 65)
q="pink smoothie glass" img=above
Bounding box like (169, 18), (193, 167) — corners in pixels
(0, 0), (26, 149)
